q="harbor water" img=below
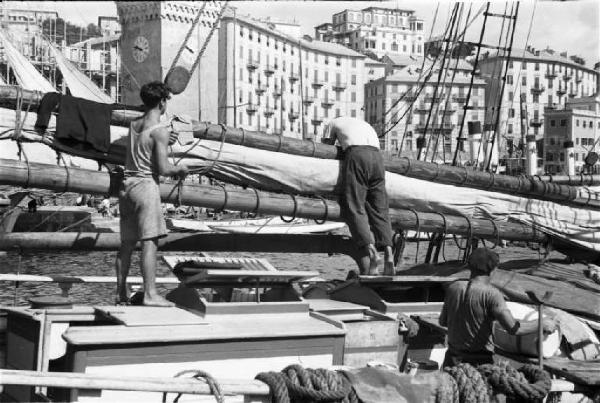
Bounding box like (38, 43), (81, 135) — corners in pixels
(0, 239), (555, 306)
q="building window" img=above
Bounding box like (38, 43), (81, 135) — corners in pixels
(550, 120), (556, 127)
(590, 120), (593, 128)
(508, 124), (513, 134)
(507, 75), (513, 85)
(351, 92), (356, 102)
(560, 119), (566, 126)
(509, 108), (515, 118)
(351, 74), (356, 85)
(583, 121), (587, 128)
(522, 61), (527, 69)
(522, 76), (527, 86)
(535, 62), (539, 71)
(533, 94), (539, 103)
(352, 59), (356, 68)
(351, 109), (356, 117)
(336, 108), (341, 118)
(576, 119), (579, 127)
(508, 91), (513, 101)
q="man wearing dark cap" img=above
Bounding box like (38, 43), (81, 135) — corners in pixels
(439, 248), (556, 367)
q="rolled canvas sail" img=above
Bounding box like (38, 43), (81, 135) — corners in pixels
(2, 107), (600, 253)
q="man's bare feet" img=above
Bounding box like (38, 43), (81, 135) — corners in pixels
(115, 286), (130, 305)
(368, 244), (381, 274)
(143, 294), (175, 307)
(383, 261), (395, 276)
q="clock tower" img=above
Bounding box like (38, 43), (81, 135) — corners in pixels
(116, 1), (223, 122)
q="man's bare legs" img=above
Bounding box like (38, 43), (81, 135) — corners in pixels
(140, 238), (174, 307)
(115, 240), (135, 304)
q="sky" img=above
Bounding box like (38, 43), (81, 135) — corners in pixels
(4, 0), (600, 65)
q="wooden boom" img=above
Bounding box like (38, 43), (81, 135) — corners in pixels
(0, 158), (546, 243)
(1, 85), (598, 209)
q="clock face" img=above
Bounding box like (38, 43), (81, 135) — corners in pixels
(132, 35), (149, 63)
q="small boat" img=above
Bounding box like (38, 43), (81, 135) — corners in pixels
(209, 220), (346, 234)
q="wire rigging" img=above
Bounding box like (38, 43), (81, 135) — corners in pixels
(417, 3), (460, 161)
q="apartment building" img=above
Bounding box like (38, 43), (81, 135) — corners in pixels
(544, 95), (600, 174)
(314, 7), (425, 59)
(478, 46), (599, 151)
(218, 14), (367, 141)
(365, 67), (486, 161)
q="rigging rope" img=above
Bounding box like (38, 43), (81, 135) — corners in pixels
(485, 2), (521, 172)
(428, 4), (471, 163)
(474, 2), (511, 168)
(417, 4), (460, 161)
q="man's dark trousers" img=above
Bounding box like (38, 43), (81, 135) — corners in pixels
(342, 146), (393, 248)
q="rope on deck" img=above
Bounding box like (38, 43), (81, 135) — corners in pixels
(255, 364), (358, 403)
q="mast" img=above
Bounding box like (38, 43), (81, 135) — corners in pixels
(232, 7), (237, 127)
(452, 3), (490, 166)
(485, 2), (520, 171)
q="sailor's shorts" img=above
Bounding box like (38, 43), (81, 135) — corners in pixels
(118, 177), (167, 242)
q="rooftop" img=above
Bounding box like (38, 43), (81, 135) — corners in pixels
(482, 46), (597, 72)
(381, 68), (485, 85)
(71, 34), (120, 48)
(224, 14), (365, 58)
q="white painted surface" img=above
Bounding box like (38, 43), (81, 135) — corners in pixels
(79, 354), (332, 402)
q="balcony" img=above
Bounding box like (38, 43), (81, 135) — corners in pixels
(557, 88), (567, 96)
(311, 79), (325, 89)
(246, 59), (259, 71)
(332, 81), (347, 91)
(264, 64), (275, 76)
(530, 85), (545, 94)
(563, 74), (572, 81)
(545, 71), (557, 79)
(302, 96), (315, 105)
(321, 98), (335, 108)
(246, 103), (258, 114)
(263, 107), (275, 117)
(288, 111), (299, 120)
(255, 83), (267, 95)
(415, 104), (430, 113)
(424, 93), (444, 102)
(289, 72), (300, 82)
(312, 116), (323, 125)
(530, 118), (543, 127)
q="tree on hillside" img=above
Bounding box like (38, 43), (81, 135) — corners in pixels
(41, 18), (102, 45)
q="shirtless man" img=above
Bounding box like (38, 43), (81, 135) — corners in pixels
(323, 117), (394, 276)
(115, 81), (188, 306)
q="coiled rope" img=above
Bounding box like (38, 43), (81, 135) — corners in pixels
(255, 364), (358, 403)
(439, 362), (552, 403)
